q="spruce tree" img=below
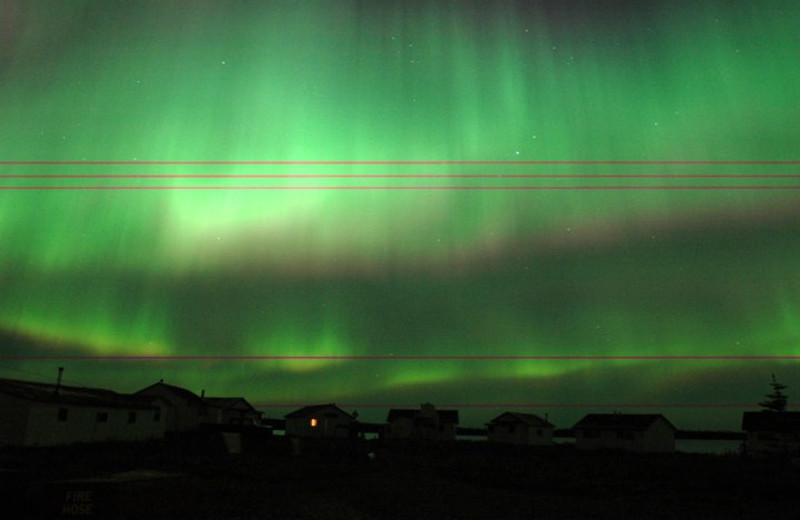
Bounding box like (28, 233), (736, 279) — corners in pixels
(758, 374), (789, 412)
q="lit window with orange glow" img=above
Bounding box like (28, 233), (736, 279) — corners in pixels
(310, 418), (318, 428)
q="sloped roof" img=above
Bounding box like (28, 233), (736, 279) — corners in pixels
(742, 411), (800, 432)
(204, 397), (259, 412)
(0, 378), (157, 410)
(284, 404), (354, 419)
(572, 414), (676, 432)
(487, 412), (553, 428)
(386, 408), (460, 424)
(135, 381), (205, 406)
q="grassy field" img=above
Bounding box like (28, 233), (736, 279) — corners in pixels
(3, 434), (800, 519)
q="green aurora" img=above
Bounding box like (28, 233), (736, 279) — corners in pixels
(1, 0), (799, 430)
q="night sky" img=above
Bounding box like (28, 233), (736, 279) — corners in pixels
(1, 0), (799, 431)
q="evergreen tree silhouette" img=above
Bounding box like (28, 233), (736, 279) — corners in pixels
(758, 374), (789, 412)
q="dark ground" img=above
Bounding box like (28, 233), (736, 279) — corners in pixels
(2, 433), (799, 519)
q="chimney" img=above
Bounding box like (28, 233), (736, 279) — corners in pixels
(55, 367), (64, 396)
(201, 389), (205, 399)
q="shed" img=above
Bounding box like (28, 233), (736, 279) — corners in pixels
(0, 378), (165, 447)
(284, 404), (355, 438)
(487, 412), (553, 445)
(135, 381), (206, 433)
(202, 397), (263, 426)
(386, 403), (459, 441)
(572, 413), (676, 452)
(741, 411), (800, 456)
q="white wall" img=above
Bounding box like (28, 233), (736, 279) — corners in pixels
(387, 417), (414, 439)
(489, 424), (553, 445)
(286, 412), (352, 438)
(137, 386), (201, 432)
(214, 405), (261, 425)
(746, 431), (800, 456)
(22, 403), (165, 447)
(642, 418), (675, 453)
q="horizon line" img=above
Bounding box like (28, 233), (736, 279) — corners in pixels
(253, 402), (798, 409)
(2, 160), (799, 165)
(3, 185), (800, 191)
(3, 355), (800, 360)
(4, 173), (800, 179)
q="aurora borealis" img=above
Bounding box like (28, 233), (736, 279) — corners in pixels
(1, 0), (799, 431)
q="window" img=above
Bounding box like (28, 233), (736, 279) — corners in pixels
(58, 408), (68, 421)
(128, 412), (137, 424)
(582, 430), (600, 439)
(154, 409), (161, 422)
(310, 418), (318, 428)
(97, 412), (108, 423)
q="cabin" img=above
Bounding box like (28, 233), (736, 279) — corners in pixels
(135, 381), (208, 433)
(487, 412), (554, 445)
(284, 404), (355, 438)
(741, 411), (800, 456)
(386, 403), (459, 441)
(0, 378), (165, 447)
(572, 413), (676, 453)
(202, 397), (263, 426)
